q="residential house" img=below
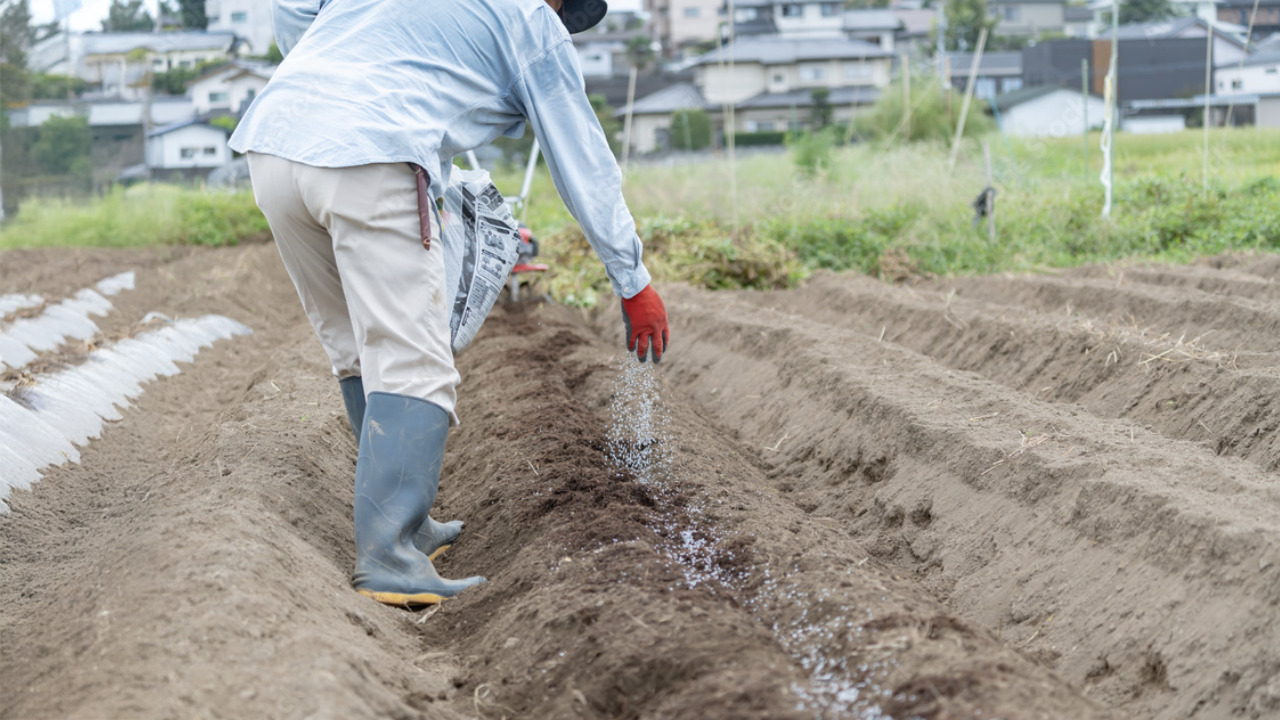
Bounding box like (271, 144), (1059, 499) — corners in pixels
(206, 0), (275, 55)
(696, 35), (893, 105)
(617, 34), (892, 153)
(28, 31), (239, 99)
(1218, 0), (1280, 40)
(989, 85), (1106, 136)
(843, 9), (903, 51)
(1109, 18), (1248, 66)
(187, 60), (274, 114)
(947, 51), (1024, 99)
(987, 0), (1067, 37)
(1023, 37), (1213, 103)
(5, 97), (197, 181)
(698, 35), (890, 134)
(728, 0), (849, 39)
(146, 120), (232, 180)
(1063, 4), (1093, 37)
(573, 29), (649, 79)
(890, 6), (938, 55)
(614, 82), (709, 153)
(646, 0), (724, 56)
(1216, 48), (1280, 94)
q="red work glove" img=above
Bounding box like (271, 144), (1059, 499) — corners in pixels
(621, 285), (669, 363)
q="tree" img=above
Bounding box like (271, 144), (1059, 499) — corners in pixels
(942, 0), (998, 51)
(178, 0), (206, 28)
(809, 87), (833, 129)
(625, 35), (656, 73)
(31, 115), (91, 176)
(102, 0), (154, 32)
(1118, 0), (1177, 23)
(0, 0), (32, 69)
(669, 109), (712, 150)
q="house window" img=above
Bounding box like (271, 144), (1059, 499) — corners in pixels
(734, 7), (757, 21)
(974, 77), (997, 99)
(820, 3), (839, 16)
(179, 60), (192, 68)
(683, 6), (699, 16)
(1003, 6), (1020, 21)
(207, 14), (218, 23)
(231, 11), (248, 21)
(781, 4), (803, 17)
(756, 121), (775, 131)
(844, 63), (871, 80)
(245, 88), (256, 101)
(180, 147), (197, 159)
(1267, 67), (1278, 75)
(203, 147), (218, 155)
(1232, 79), (1243, 89)
(209, 91), (230, 103)
(1002, 77), (1023, 92)
(799, 65), (826, 81)
(773, 72), (785, 83)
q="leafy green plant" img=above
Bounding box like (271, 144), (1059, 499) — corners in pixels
(669, 109), (712, 151)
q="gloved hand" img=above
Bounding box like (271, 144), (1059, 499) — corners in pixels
(621, 285), (669, 363)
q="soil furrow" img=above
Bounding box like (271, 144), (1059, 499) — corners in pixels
(934, 272), (1280, 354)
(743, 273), (1280, 473)
(621, 284), (1280, 720)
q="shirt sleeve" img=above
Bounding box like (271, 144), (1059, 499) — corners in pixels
(272, 0), (327, 57)
(510, 40), (652, 300)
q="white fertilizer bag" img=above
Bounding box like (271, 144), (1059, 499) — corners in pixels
(440, 168), (522, 354)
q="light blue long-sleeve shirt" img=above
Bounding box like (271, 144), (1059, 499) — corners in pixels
(229, 0), (651, 298)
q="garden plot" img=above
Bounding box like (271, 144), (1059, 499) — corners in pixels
(2, 242), (1278, 719)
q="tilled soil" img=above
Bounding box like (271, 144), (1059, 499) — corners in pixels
(2, 244), (1278, 719)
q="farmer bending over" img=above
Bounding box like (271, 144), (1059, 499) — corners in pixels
(230, 0), (669, 606)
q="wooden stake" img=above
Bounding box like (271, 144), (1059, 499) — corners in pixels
(983, 140), (995, 244)
(902, 53), (911, 141)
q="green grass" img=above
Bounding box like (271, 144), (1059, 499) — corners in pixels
(489, 128), (1280, 305)
(0, 184), (268, 249)
(3, 129), (1278, 309)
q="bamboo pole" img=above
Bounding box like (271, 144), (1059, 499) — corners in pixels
(1202, 22), (1213, 195)
(947, 26), (988, 172)
(621, 63), (638, 173)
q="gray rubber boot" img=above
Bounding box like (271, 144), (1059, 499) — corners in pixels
(340, 376), (462, 560)
(352, 392), (485, 606)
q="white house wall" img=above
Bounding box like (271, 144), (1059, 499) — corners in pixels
(148, 126), (230, 169)
(1260, 97), (1280, 128)
(702, 57), (889, 103)
(191, 72), (269, 114)
(773, 3), (845, 37)
(207, 0), (275, 55)
(994, 2), (1066, 35)
(1002, 90), (1107, 136)
(1216, 62), (1280, 95)
(699, 63), (769, 104)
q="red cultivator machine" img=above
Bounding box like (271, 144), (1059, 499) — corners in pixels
(466, 142), (549, 302)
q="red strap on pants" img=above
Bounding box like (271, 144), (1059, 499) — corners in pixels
(410, 163), (431, 250)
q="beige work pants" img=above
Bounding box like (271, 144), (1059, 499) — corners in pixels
(247, 152), (460, 424)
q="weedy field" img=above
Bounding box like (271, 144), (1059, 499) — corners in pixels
(2, 129), (1280, 719)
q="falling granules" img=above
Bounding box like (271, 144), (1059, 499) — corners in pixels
(604, 356), (894, 720)
(605, 356), (673, 484)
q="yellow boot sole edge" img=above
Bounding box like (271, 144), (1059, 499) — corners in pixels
(357, 588), (447, 606)
(427, 544), (452, 562)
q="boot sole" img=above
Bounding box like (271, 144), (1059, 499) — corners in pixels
(357, 588), (446, 606)
(427, 544), (451, 562)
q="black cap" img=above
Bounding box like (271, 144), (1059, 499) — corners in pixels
(560, 0), (608, 33)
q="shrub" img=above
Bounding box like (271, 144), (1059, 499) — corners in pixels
(669, 109), (712, 151)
